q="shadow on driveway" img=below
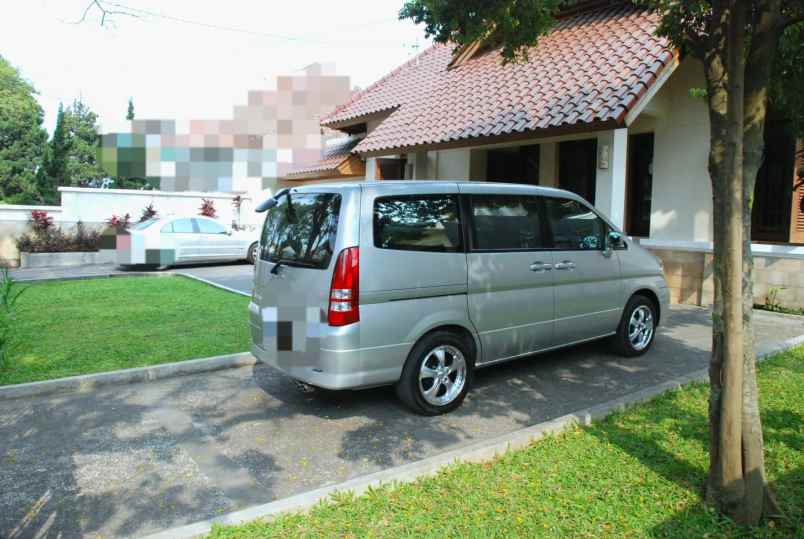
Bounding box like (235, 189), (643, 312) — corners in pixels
(0, 306), (801, 538)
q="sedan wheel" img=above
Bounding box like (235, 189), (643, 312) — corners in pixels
(247, 242), (258, 264)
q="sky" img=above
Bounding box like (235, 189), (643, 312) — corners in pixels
(1, 0), (431, 134)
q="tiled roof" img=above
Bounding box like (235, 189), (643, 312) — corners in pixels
(322, 3), (675, 154)
(284, 137), (361, 178)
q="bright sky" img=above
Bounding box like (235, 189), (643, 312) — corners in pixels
(1, 0), (430, 134)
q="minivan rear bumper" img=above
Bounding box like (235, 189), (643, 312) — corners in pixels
(250, 336), (409, 390)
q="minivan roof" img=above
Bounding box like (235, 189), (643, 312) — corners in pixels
(285, 180), (581, 199)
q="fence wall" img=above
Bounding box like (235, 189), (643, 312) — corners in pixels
(1, 187), (267, 267)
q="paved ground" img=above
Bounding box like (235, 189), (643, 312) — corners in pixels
(1, 304), (802, 538)
(10, 262), (255, 295)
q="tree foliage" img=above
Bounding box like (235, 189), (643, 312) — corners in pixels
(400, 0), (563, 61)
(0, 55), (47, 203)
(126, 97), (135, 121)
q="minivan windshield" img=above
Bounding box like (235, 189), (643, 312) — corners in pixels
(260, 192), (341, 269)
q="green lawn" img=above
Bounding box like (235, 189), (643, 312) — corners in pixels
(1, 276), (250, 386)
(209, 348), (804, 539)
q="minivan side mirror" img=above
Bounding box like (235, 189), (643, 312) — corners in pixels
(603, 231), (625, 257)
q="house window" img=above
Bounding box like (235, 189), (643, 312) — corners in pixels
(486, 145), (539, 184)
(626, 133), (654, 237)
(558, 139), (597, 204)
(752, 114), (796, 243)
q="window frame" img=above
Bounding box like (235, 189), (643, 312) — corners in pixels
(541, 195), (611, 252)
(465, 193), (552, 253)
(193, 217), (228, 235)
(162, 218), (198, 234)
(372, 193), (464, 253)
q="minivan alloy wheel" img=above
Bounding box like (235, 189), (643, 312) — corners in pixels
(628, 305), (654, 351)
(418, 344), (467, 406)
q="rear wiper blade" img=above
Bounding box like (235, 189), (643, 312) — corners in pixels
(269, 257), (316, 274)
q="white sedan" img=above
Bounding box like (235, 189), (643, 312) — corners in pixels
(116, 216), (259, 268)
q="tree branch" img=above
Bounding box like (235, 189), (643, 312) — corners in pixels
(73, 0), (138, 27)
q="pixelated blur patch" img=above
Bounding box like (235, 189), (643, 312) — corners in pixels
(145, 249), (176, 266)
(98, 63), (352, 192)
(277, 320), (293, 351)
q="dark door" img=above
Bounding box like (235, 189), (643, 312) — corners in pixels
(626, 133), (655, 237)
(752, 114), (796, 242)
(558, 139), (597, 204)
(486, 145), (540, 184)
(377, 158), (407, 180)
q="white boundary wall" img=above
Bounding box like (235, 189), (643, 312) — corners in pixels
(1, 187), (269, 266)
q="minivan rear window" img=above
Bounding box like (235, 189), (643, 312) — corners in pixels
(260, 192), (341, 269)
(374, 195), (462, 252)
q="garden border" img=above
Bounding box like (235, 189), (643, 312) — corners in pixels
(141, 334), (804, 539)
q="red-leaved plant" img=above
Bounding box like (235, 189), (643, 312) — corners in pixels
(139, 203), (158, 222)
(199, 199), (217, 218)
(106, 213), (131, 232)
(29, 210), (54, 234)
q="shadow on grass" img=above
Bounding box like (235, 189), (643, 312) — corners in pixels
(584, 380), (803, 537)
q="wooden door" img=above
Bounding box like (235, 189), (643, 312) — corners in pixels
(789, 140), (804, 243)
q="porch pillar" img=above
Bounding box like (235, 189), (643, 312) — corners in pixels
(365, 157), (378, 181)
(594, 128), (628, 230)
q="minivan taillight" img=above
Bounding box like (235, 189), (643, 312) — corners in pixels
(328, 247), (359, 326)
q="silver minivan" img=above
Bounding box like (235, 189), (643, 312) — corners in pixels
(250, 181), (669, 415)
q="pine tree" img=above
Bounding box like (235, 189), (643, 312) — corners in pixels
(126, 97), (135, 121)
(46, 103), (68, 187)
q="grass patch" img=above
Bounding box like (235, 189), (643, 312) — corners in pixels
(209, 348), (804, 538)
(1, 276), (250, 385)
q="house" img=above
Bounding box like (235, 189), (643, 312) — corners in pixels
(283, 1), (804, 308)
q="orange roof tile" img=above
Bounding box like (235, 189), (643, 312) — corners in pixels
(322, 3), (674, 154)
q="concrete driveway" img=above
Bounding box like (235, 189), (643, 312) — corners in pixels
(2, 306), (802, 538)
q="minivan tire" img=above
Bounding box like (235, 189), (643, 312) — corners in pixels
(396, 331), (474, 415)
(611, 295), (657, 357)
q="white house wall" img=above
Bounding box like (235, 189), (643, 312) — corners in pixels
(635, 58), (713, 242)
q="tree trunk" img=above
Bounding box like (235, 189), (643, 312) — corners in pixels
(740, 0), (785, 522)
(703, 0), (747, 523)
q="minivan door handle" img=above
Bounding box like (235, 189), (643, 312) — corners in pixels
(554, 260), (576, 271)
(529, 262), (553, 272)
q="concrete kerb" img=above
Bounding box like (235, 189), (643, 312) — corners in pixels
(0, 352), (256, 401)
(140, 333), (804, 539)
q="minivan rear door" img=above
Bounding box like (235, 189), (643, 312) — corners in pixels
(250, 186), (358, 354)
(461, 184), (556, 364)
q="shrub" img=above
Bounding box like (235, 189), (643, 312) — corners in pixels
(30, 210), (54, 234)
(106, 213), (131, 232)
(139, 203), (158, 222)
(199, 198), (217, 218)
(16, 219), (101, 253)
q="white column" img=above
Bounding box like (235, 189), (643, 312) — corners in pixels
(595, 128), (628, 230)
(538, 143), (557, 187)
(365, 157), (377, 181)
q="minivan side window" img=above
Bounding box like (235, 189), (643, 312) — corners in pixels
(373, 195), (462, 252)
(543, 197), (607, 250)
(469, 194), (548, 250)
(260, 192), (341, 269)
